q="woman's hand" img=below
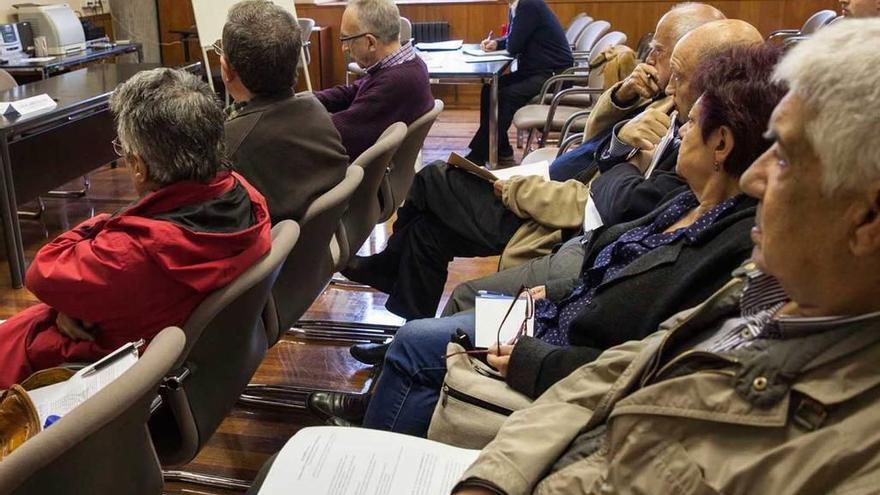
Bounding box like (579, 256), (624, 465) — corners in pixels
(529, 285), (546, 300)
(487, 344), (515, 377)
(480, 39), (498, 52)
(492, 179), (506, 198)
(55, 312), (96, 341)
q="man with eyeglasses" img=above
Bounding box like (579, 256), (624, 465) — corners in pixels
(314, 0), (433, 160)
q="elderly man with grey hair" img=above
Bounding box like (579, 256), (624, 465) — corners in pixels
(314, 0), (433, 159)
(0, 68), (272, 387)
(220, 0), (349, 223)
(454, 18), (880, 495)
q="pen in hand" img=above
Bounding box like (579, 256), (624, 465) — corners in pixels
(484, 30), (494, 43)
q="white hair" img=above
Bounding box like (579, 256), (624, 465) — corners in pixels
(349, 0), (400, 44)
(774, 19), (880, 195)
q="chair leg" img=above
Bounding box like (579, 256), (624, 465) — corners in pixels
(516, 128), (524, 149)
(163, 470), (250, 491)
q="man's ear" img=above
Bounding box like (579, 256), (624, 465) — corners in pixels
(850, 181), (880, 257)
(219, 56), (235, 83)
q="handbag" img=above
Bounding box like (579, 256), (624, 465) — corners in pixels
(427, 342), (534, 449)
(0, 367), (75, 460)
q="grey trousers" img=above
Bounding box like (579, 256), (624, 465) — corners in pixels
(441, 235), (587, 316)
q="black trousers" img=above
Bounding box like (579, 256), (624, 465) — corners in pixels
(383, 162), (524, 320)
(467, 70), (553, 163)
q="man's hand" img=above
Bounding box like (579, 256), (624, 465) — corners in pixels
(55, 312), (96, 341)
(615, 63), (662, 103)
(480, 39), (498, 52)
(618, 104), (673, 151)
(487, 344), (515, 377)
(492, 179), (506, 198)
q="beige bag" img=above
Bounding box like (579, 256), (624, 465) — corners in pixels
(427, 342), (534, 449)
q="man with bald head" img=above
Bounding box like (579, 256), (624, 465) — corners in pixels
(547, 2), (725, 180)
(587, 19), (764, 228)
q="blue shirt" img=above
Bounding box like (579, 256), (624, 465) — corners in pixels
(534, 191), (740, 345)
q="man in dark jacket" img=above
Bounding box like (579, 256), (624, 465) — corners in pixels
(221, 0), (349, 223)
(466, 0), (573, 167)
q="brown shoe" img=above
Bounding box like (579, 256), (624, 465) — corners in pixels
(497, 154), (518, 168)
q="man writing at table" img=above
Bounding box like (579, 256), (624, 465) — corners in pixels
(464, 0), (573, 167)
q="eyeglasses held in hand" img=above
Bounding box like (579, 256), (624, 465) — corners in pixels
(446, 285), (534, 359)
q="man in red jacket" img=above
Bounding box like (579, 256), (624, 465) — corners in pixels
(0, 68), (272, 388)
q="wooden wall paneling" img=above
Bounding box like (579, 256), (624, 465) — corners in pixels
(159, 0), (839, 105)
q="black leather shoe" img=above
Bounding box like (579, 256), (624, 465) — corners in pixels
(340, 253), (398, 294)
(497, 154), (517, 168)
(350, 342), (390, 365)
(307, 392), (369, 423)
(325, 416), (356, 427)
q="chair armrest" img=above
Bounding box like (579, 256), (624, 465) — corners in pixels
(537, 73), (591, 102)
(768, 30), (801, 42)
(541, 87), (604, 142)
(558, 133), (584, 157)
(559, 109), (592, 143)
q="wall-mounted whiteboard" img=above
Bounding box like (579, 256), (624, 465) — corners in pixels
(191, 0), (297, 49)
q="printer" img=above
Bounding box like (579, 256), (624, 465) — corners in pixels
(16, 4), (85, 56)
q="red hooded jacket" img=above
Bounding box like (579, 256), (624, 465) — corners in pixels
(0, 171), (271, 388)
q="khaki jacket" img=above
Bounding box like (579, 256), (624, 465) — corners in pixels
(461, 269), (880, 494)
(498, 91), (674, 269)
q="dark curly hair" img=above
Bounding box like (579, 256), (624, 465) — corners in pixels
(692, 43), (788, 177)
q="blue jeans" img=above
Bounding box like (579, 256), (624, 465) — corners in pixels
(362, 311), (475, 437)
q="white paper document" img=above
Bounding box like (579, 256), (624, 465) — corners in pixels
(583, 195), (604, 232)
(257, 427), (480, 495)
(463, 55), (513, 63)
(0, 94), (57, 116)
(415, 40), (463, 51)
(644, 110), (678, 178)
(474, 294), (534, 348)
(491, 160), (550, 181)
(26, 343), (140, 428)
(462, 48), (510, 57)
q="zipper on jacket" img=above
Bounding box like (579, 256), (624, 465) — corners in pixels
(442, 383), (516, 416)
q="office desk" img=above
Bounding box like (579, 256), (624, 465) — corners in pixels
(2, 44), (144, 80)
(0, 63), (158, 288)
(419, 45), (511, 168)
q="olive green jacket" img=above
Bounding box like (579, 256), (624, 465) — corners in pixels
(461, 267), (880, 494)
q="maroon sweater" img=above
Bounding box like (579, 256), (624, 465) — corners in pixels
(315, 57), (434, 159)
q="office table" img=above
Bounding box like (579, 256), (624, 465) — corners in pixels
(0, 63), (158, 288)
(418, 45), (512, 168)
(2, 44), (144, 80)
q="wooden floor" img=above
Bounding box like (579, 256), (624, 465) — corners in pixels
(0, 109), (511, 493)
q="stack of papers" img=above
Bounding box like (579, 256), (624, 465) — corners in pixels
(415, 40), (463, 51)
(26, 342), (140, 428)
(258, 427), (479, 494)
(462, 48), (510, 57)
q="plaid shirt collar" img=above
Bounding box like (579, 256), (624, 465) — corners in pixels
(365, 41), (416, 74)
(709, 266), (880, 353)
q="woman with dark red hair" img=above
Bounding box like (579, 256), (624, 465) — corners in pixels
(310, 43), (790, 437)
